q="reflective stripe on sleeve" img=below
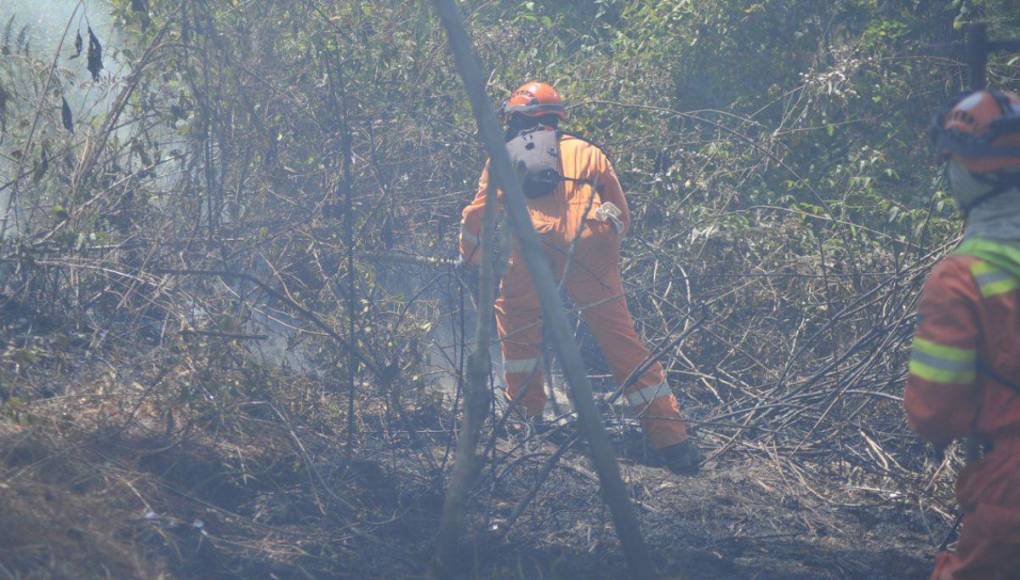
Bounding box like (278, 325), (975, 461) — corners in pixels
(970, 261), (1020, 297)
(909, 337), (976, 384)
(625, 381), (672, 408)
(504, 357), (539, 374)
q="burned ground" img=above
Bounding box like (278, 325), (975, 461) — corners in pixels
(0, 335), (945, 579)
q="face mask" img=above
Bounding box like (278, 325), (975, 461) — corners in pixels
(947, 159), (999, 211)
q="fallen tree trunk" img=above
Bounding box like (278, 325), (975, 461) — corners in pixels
(430, 2), (655, 578)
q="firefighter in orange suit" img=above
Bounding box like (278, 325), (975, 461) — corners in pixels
(459, 81), (700, 474)
(906, 89), (1020, 578)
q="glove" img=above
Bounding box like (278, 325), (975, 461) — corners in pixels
(594, 202), (624, 235)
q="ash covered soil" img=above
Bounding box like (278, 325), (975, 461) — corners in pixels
(0, 383), (937, 580)
(461, 420), (935, 580)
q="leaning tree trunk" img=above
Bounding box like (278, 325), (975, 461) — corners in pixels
(430, 2), (656, 579)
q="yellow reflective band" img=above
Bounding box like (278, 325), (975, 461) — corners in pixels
(956, 238), (1020, 297)
(957, 238), (1020, 270)
(909, 359), (976, 385)
(971, 260), (996, 276)
(969, 261), (1020, 297)
(912, 337), (975, 363)
(980, 277), (1019, 298)
(909, 337), (976, 385)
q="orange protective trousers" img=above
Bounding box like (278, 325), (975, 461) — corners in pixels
(459, 135), (688, 450)
(931, 438), (1020, 579)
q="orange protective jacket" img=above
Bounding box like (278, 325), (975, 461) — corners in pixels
(905, 237), (1020, 579)
(458, 134), (631, 263)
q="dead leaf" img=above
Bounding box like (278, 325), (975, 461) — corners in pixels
(87, 27), (103, 82)
(61, 96), (73, 133)
(70, 30), (82, 59)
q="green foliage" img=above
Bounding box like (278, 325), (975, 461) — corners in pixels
(1, 4), (1018, 574)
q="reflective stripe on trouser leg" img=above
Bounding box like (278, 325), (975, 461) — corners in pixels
(626, 381), (671, 408)
(565, 259), (689, 450)
(459, 223), (480, 247)
(495, 262), (545, 418)
(626, 381), (688, 449)
(504, 357), (538, 375)
(503, 356), (544, 417)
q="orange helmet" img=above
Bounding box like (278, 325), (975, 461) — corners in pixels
(500, 81), (567, 122)
(932, 90), (1020, 173)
